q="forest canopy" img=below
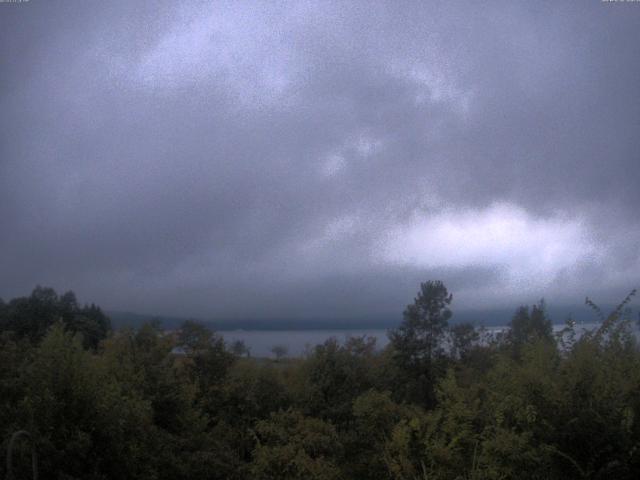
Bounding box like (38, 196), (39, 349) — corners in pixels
(1, 283), (639, 479)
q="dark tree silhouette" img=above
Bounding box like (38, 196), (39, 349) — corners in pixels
(388, 280), (452, 406)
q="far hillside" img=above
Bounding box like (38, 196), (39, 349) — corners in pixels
(106, 304), (614, 331)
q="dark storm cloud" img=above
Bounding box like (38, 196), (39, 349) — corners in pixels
(1, 1), (639, 318)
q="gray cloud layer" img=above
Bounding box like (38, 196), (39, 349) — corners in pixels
(1, 1), (639, 319)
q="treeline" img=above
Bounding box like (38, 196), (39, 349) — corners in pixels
(1, 282), (639, 479)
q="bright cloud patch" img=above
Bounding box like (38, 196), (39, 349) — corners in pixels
(377, 203), (599, 284)
(132, 7), (297, 104)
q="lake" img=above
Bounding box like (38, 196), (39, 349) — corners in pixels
(219, 329), (390, 357)
(219, 322), (615, 358)
(218, 322), (638, 357)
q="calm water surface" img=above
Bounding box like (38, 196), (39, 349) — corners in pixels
(220, 329), (389, 357)
(220, 322), (620, 358)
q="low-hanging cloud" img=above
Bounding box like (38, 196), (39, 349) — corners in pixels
(0, 1), (638, 319)
(379, 203), (597, 278)
(377, 203), (604, 301)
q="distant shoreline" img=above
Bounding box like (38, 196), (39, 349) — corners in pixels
(107, 304), (615, 332)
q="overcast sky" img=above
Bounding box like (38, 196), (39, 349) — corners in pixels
(1, 1), (639, 320)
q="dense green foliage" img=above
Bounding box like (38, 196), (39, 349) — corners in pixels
(1, 284), (639, 479)
(0, 286), (110, 348)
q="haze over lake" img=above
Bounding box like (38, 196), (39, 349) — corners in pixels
(220, 321), (622, 358)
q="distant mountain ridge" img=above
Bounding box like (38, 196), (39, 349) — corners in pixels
(106, 303), (620, 331)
